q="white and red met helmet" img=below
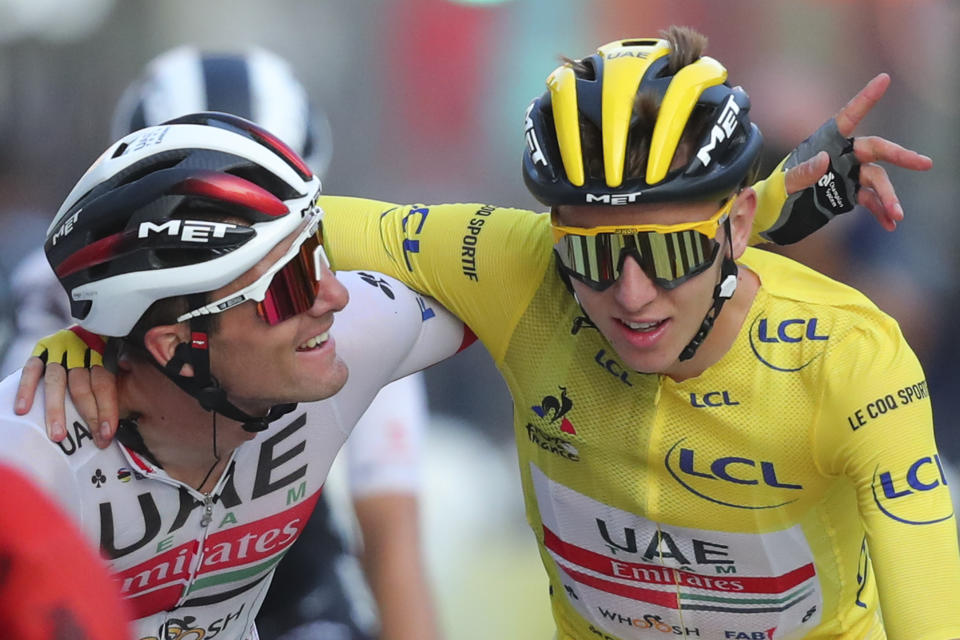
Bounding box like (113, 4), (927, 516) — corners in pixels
(45, 112), (321, 337)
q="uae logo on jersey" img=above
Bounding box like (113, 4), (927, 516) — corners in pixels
(532, 386), (576, 434)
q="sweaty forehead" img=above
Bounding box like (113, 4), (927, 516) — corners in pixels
(556, 199), (720, 228)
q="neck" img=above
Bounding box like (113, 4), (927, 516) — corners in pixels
(117, 361), (256, 492)
(663, 264), (760, 382)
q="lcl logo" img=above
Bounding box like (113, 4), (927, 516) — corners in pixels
(872, 454), (954, 525)
(665, 440), (802, 510)
(748, 316), (830, 372)
(755, 318), (828, 343)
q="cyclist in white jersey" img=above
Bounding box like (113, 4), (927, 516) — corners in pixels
(0, 114), (467, 640)
(0, 46), (439, 640)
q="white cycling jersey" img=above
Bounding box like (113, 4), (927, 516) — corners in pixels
(1, 249), (429, 499)
(0, 270), (467, 640)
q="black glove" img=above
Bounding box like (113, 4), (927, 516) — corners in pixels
(762, 118), (860, 245)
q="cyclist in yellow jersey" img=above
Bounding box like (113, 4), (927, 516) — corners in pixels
(15, 26), (956, 640)
(313, 28), (960, 640)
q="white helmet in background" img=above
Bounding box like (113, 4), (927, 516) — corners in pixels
(110, 45), (333, 177)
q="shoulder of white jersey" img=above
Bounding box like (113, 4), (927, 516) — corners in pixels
(0, 373), (100, 464)
(0, 372), (53, 441)
(0, 374), (89, 517)
(334, 270), (464, 364)
(321, 271), (461, 437)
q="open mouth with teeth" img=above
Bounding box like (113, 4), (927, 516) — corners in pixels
(296, 331), (330, 351)
(621, 319), (666, 332)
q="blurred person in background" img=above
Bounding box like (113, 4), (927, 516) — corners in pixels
(0, 267), (13, 371)
(1, 46), (440, 640)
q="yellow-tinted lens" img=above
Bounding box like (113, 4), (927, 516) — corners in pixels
(555, 227), (718, 290)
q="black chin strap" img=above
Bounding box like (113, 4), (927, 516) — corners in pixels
(151, 295), (296, 432)
(678, 218), (738, 362)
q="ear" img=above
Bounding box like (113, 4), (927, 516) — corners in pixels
(142, 324), (195, 377)
(728, 187), (757, 259)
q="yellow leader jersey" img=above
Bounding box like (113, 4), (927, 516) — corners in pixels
(320, 194), (960, 640)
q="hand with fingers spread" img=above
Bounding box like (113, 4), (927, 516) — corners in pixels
(763, 73), (932, 244)
(14, 327), (118, 448)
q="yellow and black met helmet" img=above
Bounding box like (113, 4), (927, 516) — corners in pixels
(522, 35), (763, 206)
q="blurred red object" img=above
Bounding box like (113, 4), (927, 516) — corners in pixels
(0, 463), (131, 640)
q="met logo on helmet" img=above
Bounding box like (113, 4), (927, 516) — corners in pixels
(50, 210), (81, 246)
(696, 95), (741, 167)
(524, 102), (547, 167)
(138, 219), (239, 243)
(586, 191), (644, 205)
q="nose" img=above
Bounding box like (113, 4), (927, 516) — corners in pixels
(612, 255), (658, 310)
(308, 263), (349, 316)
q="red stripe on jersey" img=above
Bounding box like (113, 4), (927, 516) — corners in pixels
(116, 491), (321, 616)
(543, 526), (816, 594)
(123, 448), (155, 474)
(457, 326), (478, 353)
(558, 563), (680, 608)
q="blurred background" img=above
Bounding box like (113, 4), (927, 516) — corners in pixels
(0, 0), (956, 638)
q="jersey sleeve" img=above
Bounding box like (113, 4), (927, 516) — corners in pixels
(750, 157), (790, 246)
(326, 271), (464, 435)
(319, 196), (552, 362)
(345, 372), (428, 498)
(812, 322), (960, 640)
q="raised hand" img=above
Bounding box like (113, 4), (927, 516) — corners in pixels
(782, 73), (932, 233)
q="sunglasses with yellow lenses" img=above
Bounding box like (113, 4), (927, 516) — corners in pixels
(551, 199), (733, 291)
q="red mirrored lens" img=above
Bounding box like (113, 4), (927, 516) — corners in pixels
(256, 235), (324, 325)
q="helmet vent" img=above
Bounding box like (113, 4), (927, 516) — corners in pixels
(111, 142), (129, 159)
(620, 39), (659, 48)
(577, 58), (598, 81)
(226, 165), (300, 201)
(113, 156), (185, 190)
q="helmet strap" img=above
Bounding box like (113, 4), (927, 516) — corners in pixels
(678, 219), (738, 362)
(152, 294), (296, 432)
